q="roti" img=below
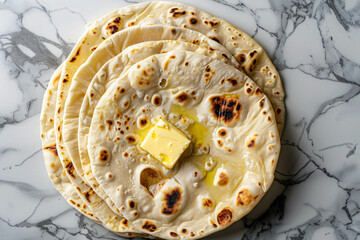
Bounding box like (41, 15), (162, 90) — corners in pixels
(88, 51), (280, 239)
(74, 39), (237, 203)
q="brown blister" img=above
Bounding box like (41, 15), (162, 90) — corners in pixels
(69, 46), (81, 63)
(255, 88), (263, 95)
(142, 221), (157, 232)
(235, 53), (246, 64)
(236, 188), (259, 206)
(125, 134), (137, 145)
(161, 187), (183, 215)
(169, 7), (186, 17)
(202, 198), (214, 208)
(106, 17), (121, 35)
(99, 149), (109, 162)
(209, 95), (242, 125)
(65, 161), (75, 178)
(44, 144), (58, 156)
(174, 91), (190, 105)
(217, 208), (233, 226)
(217, 172), (229, 186)
(209, 36), (220, 43)
(225, 78), (238, 86)
(246, 138), (256, 148)
(170, 232), (178, 237)
(204, 65), (215, 84)
(189, 17), (198, 25)
(121, 218), (129, 228)
(151, 94), (162, 106)
(218, 128), (227, 137)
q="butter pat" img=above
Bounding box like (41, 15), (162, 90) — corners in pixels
(140, 118), (191, 169)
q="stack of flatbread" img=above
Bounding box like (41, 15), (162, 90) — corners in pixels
(40, 2), (283, 239)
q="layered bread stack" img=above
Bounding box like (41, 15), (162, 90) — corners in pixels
(40, 2), (284, 239)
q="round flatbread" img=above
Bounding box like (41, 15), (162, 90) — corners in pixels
(76, 40), (237, 204)
(88, 51), (280, 239)
(63, 25), (235, 187)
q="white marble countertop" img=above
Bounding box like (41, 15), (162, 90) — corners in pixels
(1, 0), (359, 239)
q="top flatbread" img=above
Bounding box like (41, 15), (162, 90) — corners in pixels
(88, 50), (280, 239)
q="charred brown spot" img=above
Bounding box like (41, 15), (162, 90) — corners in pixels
(63, 79), (68, 83)
(181, 229), (187, 233)
(106, 120), (113, 128)
(249, 50), (257, 58)
(84, 190), (92, 203)
(69, 47), (81, 62)
(268, 116), (271, 121)
(65, 162), (75, 178)
(226, 78), (237, 86)
(44, 144), (58, 156)
(206, 20), (219, 27)
(142, 221), (157, 232)
(152, 95), (162, 106)
(236, 53), (246, 63)
(236, 188), (258, 206)
(99, 149), (109, 161)
(129, 200), (135, 209)
(247, 139), (255, 148)
(140, 118), (148, 126)
(222, 53), (229, 59)
(170, 7), (186, 17)
(209, 36), (220, 43)
(121, 219), (128, 227)
(255, 88), (263, 95)
(69, 200), (75, 205)
(246, 88), (252, 94)
(217, 208), (233, 226)
(175, 91), (190, 105)
(189, 17), (198, 24)
(162, 187), (182, 215)
(125, 135), (136, 144)
(276, 108), (282, 114)
(171, 29), (177, 35)
(90, 92), (94, 97)
(249, 59), (257, 72)
(113, 16), (121, 23)
(210, 95), (242, 125)
(259, 99), (265, 108)
(217, 139), (223, 147)
(190, 232), (195, 237)
(106, 17), (121, 35)
(185, 61), (189, 66)
(202, 198), (214, 208)
(218, 172), (229, 186)
(170, 232), (178, 237)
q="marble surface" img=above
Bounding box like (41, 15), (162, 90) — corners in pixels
(0, 0), (359, 239)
